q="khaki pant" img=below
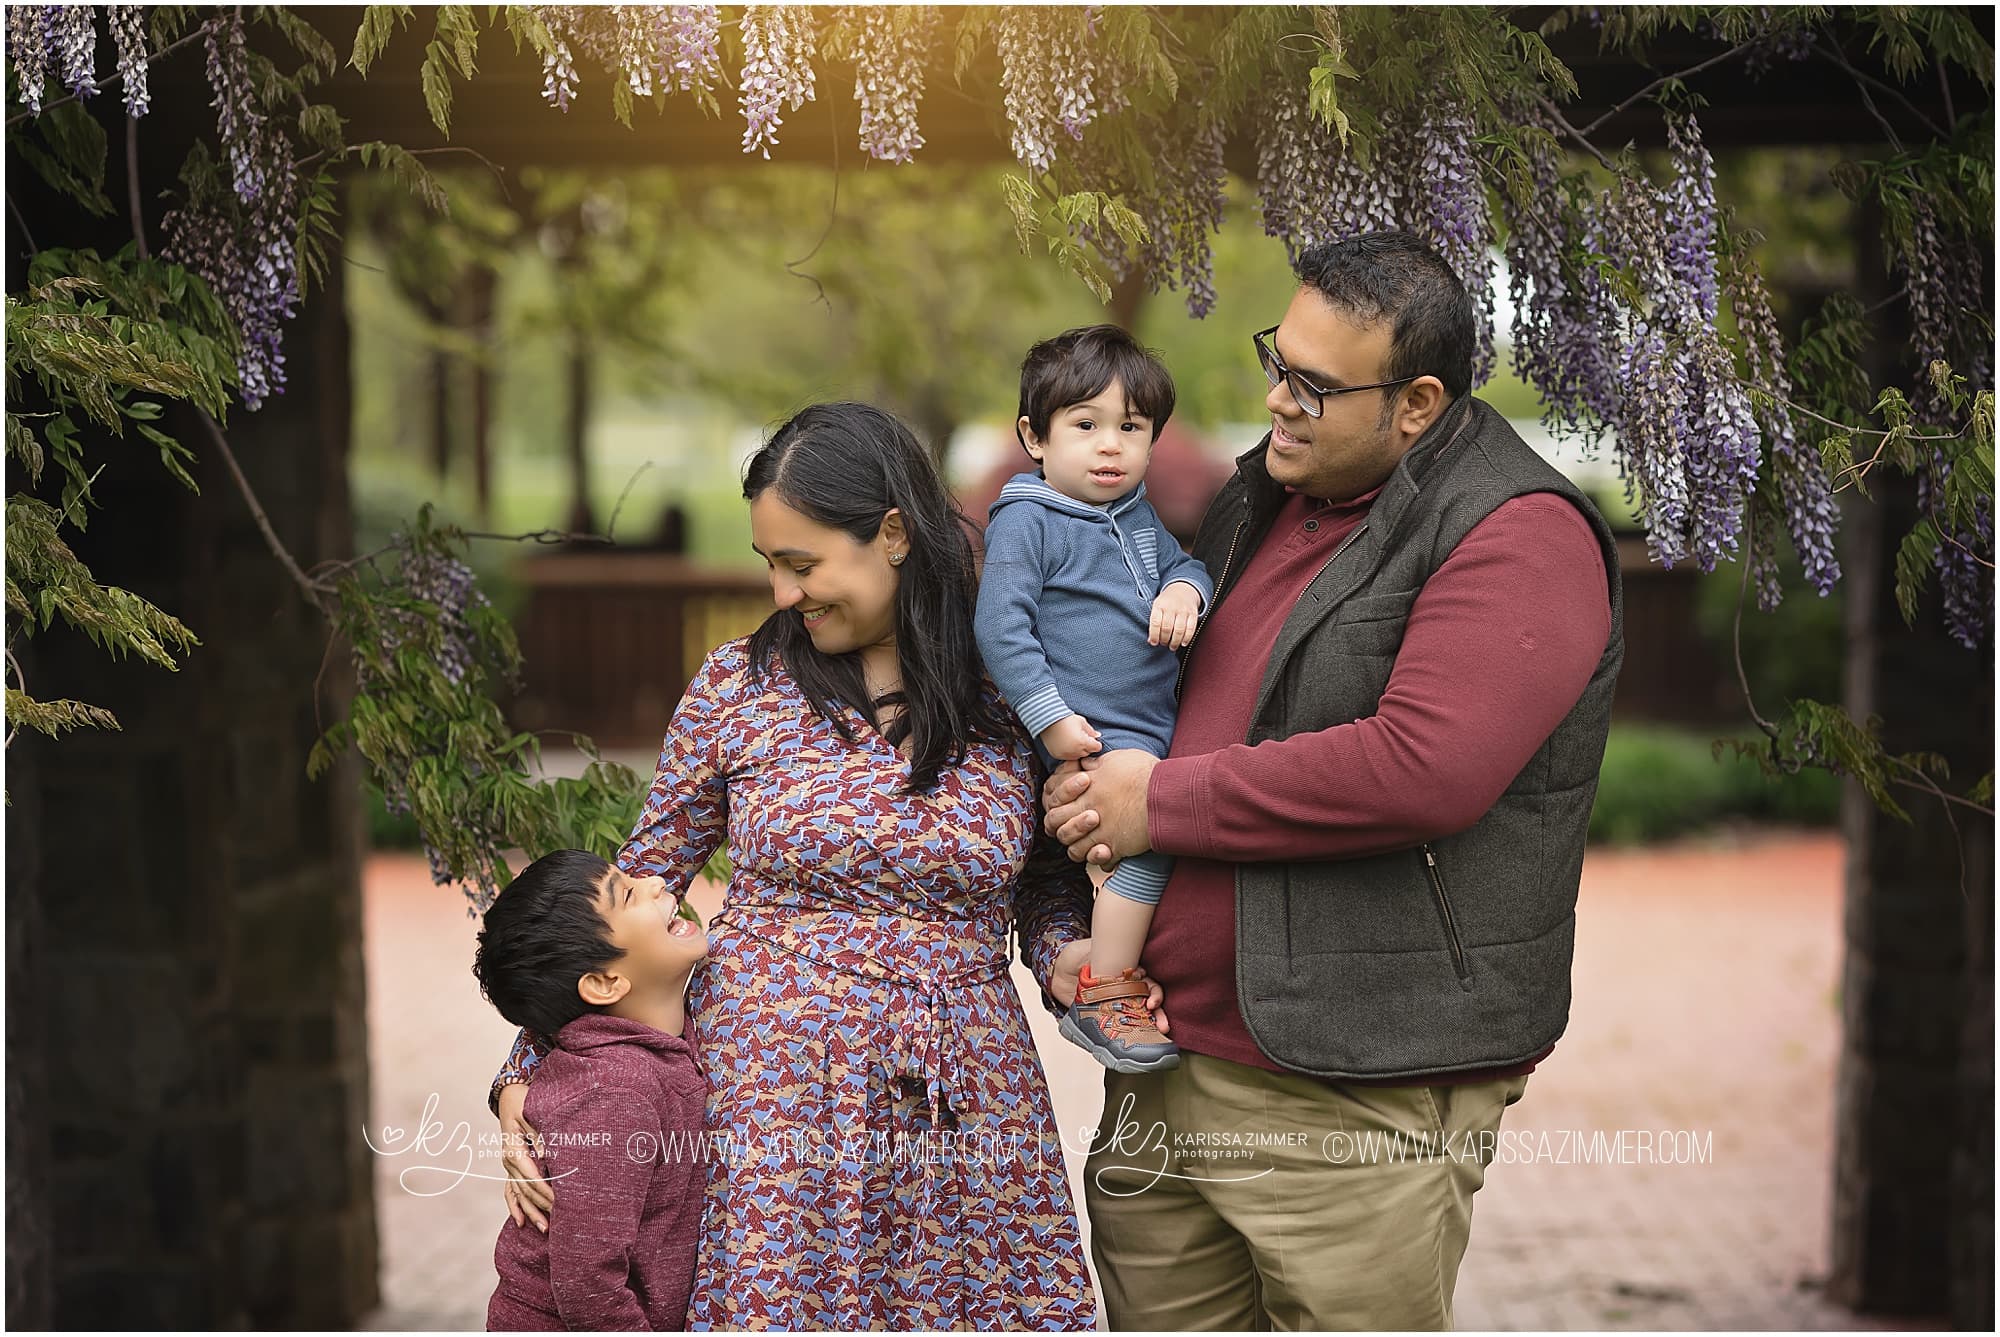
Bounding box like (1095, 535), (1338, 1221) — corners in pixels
(1084, 1052), (1528, 1330)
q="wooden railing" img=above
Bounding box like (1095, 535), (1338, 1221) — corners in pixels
(507, 539), (1739, 750)
(508, 554), (774, 749)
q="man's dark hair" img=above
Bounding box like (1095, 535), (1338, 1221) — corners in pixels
(472, 848), (623, 1037)
(1293, 232), (1475, 400)
(1015, 324), (1176, 450)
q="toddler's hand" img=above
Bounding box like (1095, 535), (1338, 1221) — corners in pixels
(1150, 581), (1203, 649)
(1040, 715), (1103, 761)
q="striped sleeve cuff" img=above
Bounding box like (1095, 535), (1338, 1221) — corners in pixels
(1014, 684), (1075, 738)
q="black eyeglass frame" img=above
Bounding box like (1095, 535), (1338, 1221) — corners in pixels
(1253, 325), (1420, 419)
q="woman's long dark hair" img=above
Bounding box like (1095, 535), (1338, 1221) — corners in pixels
(743, 402), (1013, 793)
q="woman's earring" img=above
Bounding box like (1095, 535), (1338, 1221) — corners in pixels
(889, 551), (906, 566)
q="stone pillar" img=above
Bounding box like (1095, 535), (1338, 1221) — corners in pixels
(1827, 204), (1994, 1324)
(15, 250), (377, 1326)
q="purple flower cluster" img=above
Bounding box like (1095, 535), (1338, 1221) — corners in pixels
(738, 5), (817, 159)
(1725, 256), (1841, 600)
(8, 5), (146, 114)
(612, 4), (660, 97)
(996, 7), (1098, 172)
(1902, 195), (1992, 420)
(1895, 196), (1992, 643)
(107, 5), (147, 116)
(162, 13), (303, 411)
(851, 5), (935, 165)
(1588, 118), (1764, 575)
(50, 3), (96, 99)
(1410, 94), (1497, 384)
(204, 11), (265, 200)
(1919, 465), (1991, 649)
(654, 5), (721, 98)
(1743, 8), (1816, 79)
(1077, 113), (1228, 318)
(390, 548), (490, 688)
(6, 7), (51, 114)
(1254, 84), (1404, 261)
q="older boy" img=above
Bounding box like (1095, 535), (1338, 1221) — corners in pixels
(472, 849), (711, 1331)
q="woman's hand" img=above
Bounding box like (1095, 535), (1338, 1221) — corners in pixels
(497, 1081), (552, 1231)
(1049, 939), (1170, 1035)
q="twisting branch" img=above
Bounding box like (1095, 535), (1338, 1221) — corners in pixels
(785, 94), (842, 308)
(1811, 40), (1947, 142)
(1730, 505), (1790, 758)
(8, 195), (39, 257)
(1529, 92), (1617, 173)
(126, 116), (148, 260)
(1577, 39), (1762, 139)
(4, 649), (23, 750)
(195, 409), (329, 611)
(605, 462), (654, 544)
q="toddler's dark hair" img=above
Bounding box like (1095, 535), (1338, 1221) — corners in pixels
(1016, 324), (1176, 451)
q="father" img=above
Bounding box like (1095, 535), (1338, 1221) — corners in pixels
(1045, 231), (1625, 1329)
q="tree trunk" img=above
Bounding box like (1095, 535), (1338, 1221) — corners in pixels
(565, 334), (594, 536)
(430, 343), (452, 483)
(466, 268), (497, 520)
(1109, 266), (1150, 332)
(1827, 200), (1994, 1326)
(5, 658), (51, 1328)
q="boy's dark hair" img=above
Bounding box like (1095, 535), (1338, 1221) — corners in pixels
(1015, 324), (1176, 451)
(472, 849), (623, 1037)
(1293, 231), (1475, 400)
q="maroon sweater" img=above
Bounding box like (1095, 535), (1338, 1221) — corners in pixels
(1144, 485), (1612, 1082)
(488, 1013), (708, 1331)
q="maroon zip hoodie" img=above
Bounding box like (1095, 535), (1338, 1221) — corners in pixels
(488, 1013), (707, 1331)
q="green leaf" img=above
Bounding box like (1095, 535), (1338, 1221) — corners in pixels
(350, 4), (414, 74)
(262, 5), (340, 71)
(4, 688), (121, 739)
(1892, 518), (1939, 629)
(435, 4), (481, 79)
(15, 103), (113, 217)
(135, 422), (200, 495)
(354, 141), (450, 214)
(6, 415), (44, 486)
(611, 75), (635, 129)
(298, 102), (346, 154)
(1000, 174), (1040, 254)
(420, 39), (456, 135)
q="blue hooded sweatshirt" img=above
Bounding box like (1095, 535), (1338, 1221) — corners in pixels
(975, 472), (1213, 761)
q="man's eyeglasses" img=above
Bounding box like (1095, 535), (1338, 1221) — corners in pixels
(1253, 325), (1418, 419)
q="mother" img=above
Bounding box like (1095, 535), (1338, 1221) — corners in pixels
(488, 402), (1128, 1329)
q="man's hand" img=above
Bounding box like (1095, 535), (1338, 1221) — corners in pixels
(1149, 581), (1203, 649)
(1039, 714), (1103, 762)
(1042, 748), (1158, 866)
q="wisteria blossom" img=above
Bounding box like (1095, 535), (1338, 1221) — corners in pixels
(6, 7), (51, 115)
(996, 7), (1098, 172)
(850, 5), (934, 164)
(107, 5), (148, 116)
(739, 5), (817, 158)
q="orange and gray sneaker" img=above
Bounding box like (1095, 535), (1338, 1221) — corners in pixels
(1058, 965), (1181, 1073)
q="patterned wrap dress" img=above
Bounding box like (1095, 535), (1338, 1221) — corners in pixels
(492, 637), (1100, 1329)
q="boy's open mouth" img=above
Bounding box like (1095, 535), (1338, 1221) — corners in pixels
(659, 895), (704, 934)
